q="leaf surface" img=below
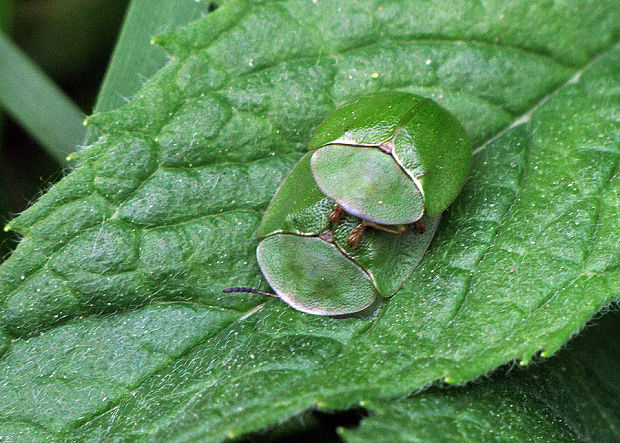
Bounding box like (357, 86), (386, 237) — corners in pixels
(0, 1), (618, 441)
(341, 310), (620, 442)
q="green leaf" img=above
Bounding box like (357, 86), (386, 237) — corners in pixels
(90, 0), (208, 115)
(0, 1), (13, 33)
(0, 0), (15, 260)
(342, 387), (578, 442)
(0, 31), (85, 165)
(84, 0), (208, 144)
(0, 1), (618, 441)
(341, 310), (620, 442)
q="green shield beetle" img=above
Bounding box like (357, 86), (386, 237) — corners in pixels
(224, 92), (471, 315)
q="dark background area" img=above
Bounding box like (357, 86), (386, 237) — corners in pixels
(0, 0), (130, 258)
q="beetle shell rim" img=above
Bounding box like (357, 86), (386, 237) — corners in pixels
(256, 234), (377, 316)
(310, 146), (425, 225)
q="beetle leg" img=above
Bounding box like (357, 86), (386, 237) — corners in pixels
(364, 221), (406, 235)
(328, 204), (345, 225)
(222, 287), (277, 297)
(347, 223), (367, 246)
(348, 220), (407, 246)
(413, 220), (427, 234)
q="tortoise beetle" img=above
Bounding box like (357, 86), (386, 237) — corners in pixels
(225, 92), (471, 315)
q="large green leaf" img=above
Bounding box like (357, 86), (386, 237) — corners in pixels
(342, 386), (578, 442)
(0, 32), (85, 164)
(89, 0), (207, 116)
(84, 0), (210, 145)
(0, 1), (617, 441)
(341, 309), (620, 442)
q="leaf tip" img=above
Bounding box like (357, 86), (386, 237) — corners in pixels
(316, 400), (328, 408)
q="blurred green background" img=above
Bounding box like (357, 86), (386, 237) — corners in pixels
(0, 0), (130, 259)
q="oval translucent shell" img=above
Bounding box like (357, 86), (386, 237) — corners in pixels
(257, 234), (376, 315)
(311, 145), (425, 225)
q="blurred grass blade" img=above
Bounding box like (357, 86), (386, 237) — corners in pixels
(85, 0), (207, 143)
(0, 31), (85, 165)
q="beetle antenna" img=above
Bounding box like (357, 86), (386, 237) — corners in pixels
(223, 287), (277, 297)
